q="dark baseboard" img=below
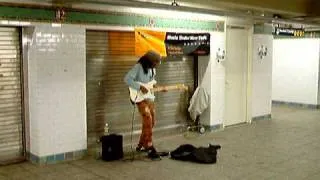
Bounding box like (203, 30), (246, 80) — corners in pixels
(272, 101), (320, 109)
(252, 114), (272, 121)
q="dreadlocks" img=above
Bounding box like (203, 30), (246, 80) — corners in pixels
(138, 50), (161, 74)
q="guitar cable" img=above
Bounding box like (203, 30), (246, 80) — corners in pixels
(129, 93), (139, 161)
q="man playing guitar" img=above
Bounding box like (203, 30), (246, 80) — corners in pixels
(124, 50), (164, 160)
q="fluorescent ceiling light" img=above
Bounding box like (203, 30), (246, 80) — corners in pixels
(8, 21), (20, 25)
(0, 20), (8, 25)
(71, 3), (224, 21)
(19, 21), (31, 26)
(52, 23), (62, 27)
(125, 7), (225, 21)
(0, 20), (30, 26)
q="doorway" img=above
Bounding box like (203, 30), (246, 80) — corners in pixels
(224, 26), (249, 126)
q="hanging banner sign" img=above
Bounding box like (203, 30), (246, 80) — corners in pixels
(135, 28), (210, 57)
(165, 32), (210, 56)
(273, 27), (305, 37)
(135, 29), (167, 57)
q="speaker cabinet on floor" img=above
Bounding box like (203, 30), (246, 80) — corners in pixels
(100, 134), (123, 161)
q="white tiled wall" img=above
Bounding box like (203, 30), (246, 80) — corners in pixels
(26, 24), (86, 157)
(197, 32), (226, 126)
(210, 32), (226, 126)
(252, 34), (273, 117)
(272, 39), (320, 105)
(318, 43), (320, 105)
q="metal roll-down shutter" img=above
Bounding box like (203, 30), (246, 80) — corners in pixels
(0, 27), (24, 163)
(86, 30), (194, 148)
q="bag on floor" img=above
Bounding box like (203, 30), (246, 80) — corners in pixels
(170, 144), (221, 164)
(170, 144), (196, 161)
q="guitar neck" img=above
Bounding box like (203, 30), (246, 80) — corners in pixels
(152, 85), (181, 92)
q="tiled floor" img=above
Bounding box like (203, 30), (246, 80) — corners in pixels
(1, 105), (320, 180)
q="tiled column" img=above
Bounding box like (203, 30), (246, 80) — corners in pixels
(25, 23), (87, 164)
(252, 34), (273, 120)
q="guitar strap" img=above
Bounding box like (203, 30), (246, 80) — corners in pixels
(152, 68), (156, 79)
(129, 98), (135, 105)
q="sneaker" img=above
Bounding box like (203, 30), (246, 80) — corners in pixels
(135, 146), (147, 152)
(147, 146), (161, 160)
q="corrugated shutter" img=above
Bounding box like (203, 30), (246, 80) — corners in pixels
(0, 27), (24, 163)
(86, 30), (194, 148)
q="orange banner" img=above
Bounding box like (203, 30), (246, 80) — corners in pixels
(135, 28), (167, 57)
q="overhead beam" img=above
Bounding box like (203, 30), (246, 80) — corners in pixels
(69, 0), (319, 25)
(0, 0), (316, 16)
(207, 0), (306, 14)
(0, 0), (319, 25)
(125, 0), (318, 16)
(306, 0), (320, 16)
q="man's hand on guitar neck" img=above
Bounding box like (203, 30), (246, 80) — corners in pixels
(161, 86), (168, 92)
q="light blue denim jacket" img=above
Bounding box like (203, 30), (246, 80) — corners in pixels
(124, 63), (156, 100)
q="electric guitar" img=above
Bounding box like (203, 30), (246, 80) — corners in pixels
(129, 80), (188, 103)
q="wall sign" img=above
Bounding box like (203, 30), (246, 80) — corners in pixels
(135, 28), (210, 57)
(165, 32), (210, 56)
(273, 27), (305, 37)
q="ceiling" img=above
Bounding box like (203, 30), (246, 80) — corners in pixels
(0, 0), (319, 27)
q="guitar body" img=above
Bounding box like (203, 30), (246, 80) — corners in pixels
(128, 80), (188, 103)
(129, 80), (157, 103)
